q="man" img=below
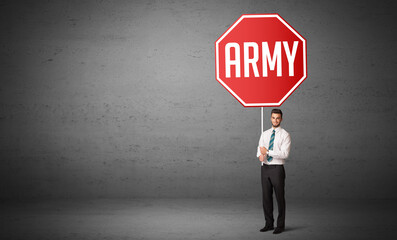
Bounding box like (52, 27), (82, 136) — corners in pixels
(257, 109), (291, 234)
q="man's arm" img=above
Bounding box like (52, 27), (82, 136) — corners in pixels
(268, 133), (291, 159)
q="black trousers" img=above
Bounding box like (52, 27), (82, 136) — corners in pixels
(261, 164), (286, 228)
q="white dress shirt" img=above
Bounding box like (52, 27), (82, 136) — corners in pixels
(257, 126), (291, 165)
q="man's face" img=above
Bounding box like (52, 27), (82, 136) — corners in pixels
(271, 113), (282, 128)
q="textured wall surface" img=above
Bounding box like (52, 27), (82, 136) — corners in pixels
(1, 0), (396, 200)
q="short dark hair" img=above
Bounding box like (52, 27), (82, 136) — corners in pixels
(271, 109), (283, 118)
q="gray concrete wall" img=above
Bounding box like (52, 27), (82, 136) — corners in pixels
(1, 0), (396, 200)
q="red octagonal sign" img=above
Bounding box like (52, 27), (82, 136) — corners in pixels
(215, 14), (307, 107)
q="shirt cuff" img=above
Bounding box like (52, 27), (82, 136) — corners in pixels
(257, 146), (261, 158)
(256, 146), (262, 157)
(268, 150), (274, 157)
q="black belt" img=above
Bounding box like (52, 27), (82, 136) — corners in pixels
(262, 164), (283, 168)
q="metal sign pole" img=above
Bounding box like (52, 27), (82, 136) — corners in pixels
(261, 107), (263, 134)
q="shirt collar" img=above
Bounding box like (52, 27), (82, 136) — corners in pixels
(271, 126), (282, 133)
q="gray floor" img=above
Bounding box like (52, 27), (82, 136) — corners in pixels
(1, 198), (396, 240)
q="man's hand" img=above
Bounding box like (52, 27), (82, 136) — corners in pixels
(259, 154), (265, 162)
(260, 147), (268, 155)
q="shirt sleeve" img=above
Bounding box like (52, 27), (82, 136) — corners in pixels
(256, 132), (264, 158)
(268, 132), (291, 159)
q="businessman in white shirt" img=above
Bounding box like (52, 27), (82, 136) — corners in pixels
(257, 109), (291, 234)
